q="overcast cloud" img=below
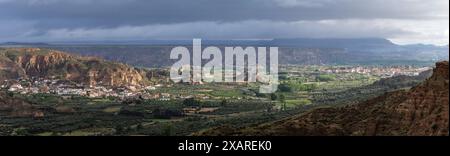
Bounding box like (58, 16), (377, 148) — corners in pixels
(0, 0), (448, 45)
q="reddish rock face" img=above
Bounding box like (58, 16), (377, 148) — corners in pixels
(0, 48), (147, 87)
(197, 61), (449, 136)
(0, 55), (27, 81)
(404, 61), (449, 136)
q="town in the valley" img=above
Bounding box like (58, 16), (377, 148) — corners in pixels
(1, 65), (431, 101)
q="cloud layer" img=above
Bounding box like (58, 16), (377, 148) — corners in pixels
(0, 0), (448, 45)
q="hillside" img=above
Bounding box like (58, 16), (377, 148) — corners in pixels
(0, 48), (148, 86)
(0, 92), (44, 118)
(196, 61), (449, 136)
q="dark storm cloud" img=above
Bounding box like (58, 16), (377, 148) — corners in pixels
(0, 0), (446, 29)
(0, 0), (448, 44)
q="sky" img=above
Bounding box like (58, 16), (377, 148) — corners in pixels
(0, 0), (448, 45)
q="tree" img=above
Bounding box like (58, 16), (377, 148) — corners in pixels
(278, 84), (293, 92)
(183, 98), (199, 107)
(7, 92), (14, 97)
(270, 93), (278, 101)
(279, 94), (286, 103)
(12, 127), (29, 136)
(255, 92), (267, 98)
(163, 124), (172, 136)
(136, 124), (143, 130)
(115, 125), (124, 135)
(279, 94), (287, 111)
(220, 99), (227, 107)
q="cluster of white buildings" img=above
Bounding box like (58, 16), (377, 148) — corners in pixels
(1, 76), (222, 102)
(321, 66), (431, 78)
(0, 78), (171, 100)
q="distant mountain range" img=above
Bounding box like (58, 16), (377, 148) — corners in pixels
(0, 42), (50, 46)
(1, 38), (448, 67)
(2, 38), (447, 47)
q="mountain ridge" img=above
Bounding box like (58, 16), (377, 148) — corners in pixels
(2, 38), (446, 47)
(2, 38), (447, 67)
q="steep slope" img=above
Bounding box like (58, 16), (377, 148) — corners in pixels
(197, 61), (449, 136)
(0, 54), (26, 81)
(0, 48), (148, 86)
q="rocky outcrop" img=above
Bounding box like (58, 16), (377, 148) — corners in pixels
(0, 55), (26, 81)
(0, 48), (147, 86)
(197, 61), (449, 136)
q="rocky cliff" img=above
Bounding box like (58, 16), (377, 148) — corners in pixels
(0, 48), (147, 86)
(197, 61), (449, 136)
